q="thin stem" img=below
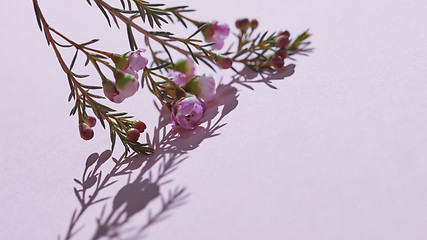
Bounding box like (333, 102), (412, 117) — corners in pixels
(94, 0), (214, 61)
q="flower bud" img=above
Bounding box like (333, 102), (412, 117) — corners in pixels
(111, 49), (148, 73)
(279, 30), (290, 38)
(215, 56), (233, 69)
(126, 128), (140, 142)
(250, 19), (259, 29)
(274, 48), (288, 59)
(114, 70), (139, 99)
(134, 121), (146, 133)
(276, 35), (290, 48)
(270, 56), (284, 70)
(79, 123), (94, 141)
(84, 116), (97, 128)
(171, 94), (205, 130)
(235, 18), (250, 31)
(185, 74), (216, 101)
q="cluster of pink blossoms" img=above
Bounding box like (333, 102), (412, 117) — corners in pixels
(101, 21), (231, 130)
(103, 49), (148, 103)
(168, 58), (216, 129)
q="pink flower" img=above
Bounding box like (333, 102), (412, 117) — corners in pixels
(202, 21), (230, 50)
(167, 70), (188, 87)
(105, 49), (148, 103)
(171, 95), (205, 130)
(114, 70), (139, 99)
(126, 49), (148, 72)
(102, 70), (139, 103)
(113, 48), (148, 79)
(186, 74), (216, 101)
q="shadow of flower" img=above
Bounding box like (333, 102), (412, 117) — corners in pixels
(61, 65), (296, 240)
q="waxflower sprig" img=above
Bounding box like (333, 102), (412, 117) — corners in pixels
(33, 0), (153, 155)
(228, 18), (313, 73)
(89, 0), (311, 72)
(33, 0), (312, 155)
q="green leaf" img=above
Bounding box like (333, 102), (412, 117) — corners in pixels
(187, 23), (206, 40)
(109, 124), (116, 152)
(165, 5), (190, 10)
(146, 10), (154, 28)
(70, 50), (78, 70)
(172, 12), (187, 28)
(93, 109), (106, 129)
(80, 83), (103, 90)
(258, 31), (268, 45)
(33, 1), (42, 31)
(288, 30), (311, 51)
(72, 73), (90, 78)
(149, 31), (174, 36)
(53, 40), (73, 48)
(198, 57), (216, 72)
(161, 44), (174, 66)
(200, 42), (216, 48)
(200, 48), (211, 59)
(87, 92), (105, 99)
(69, 105), (78, 116)
(127, 0), (132, 11)
(94, 1), (111, 27)
(67, 75), (75, 101)
(82, 95), (87, 116)
(149, 62), (170, 71)
(81, 39), (100, 46)
(110, 12), (120, 29)
(136, 2), (146, 23)
(186, 45), (198, 64)
(126, 25), (136, 51)
(106, 112), (128, 117)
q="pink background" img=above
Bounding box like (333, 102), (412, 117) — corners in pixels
(1, 0), (427, 239)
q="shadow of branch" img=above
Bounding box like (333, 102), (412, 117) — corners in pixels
(61, 65), (296, 240)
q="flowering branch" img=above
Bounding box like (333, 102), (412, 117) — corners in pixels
(33, 0), (312, 155)
(33, 0), (153, 155)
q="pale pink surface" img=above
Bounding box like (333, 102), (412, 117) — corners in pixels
(1, 1), (427, 240)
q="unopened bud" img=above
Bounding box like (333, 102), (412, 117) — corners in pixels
(250, 19), (258, 29)
(274, 48), (288, 59)
(109, 53), (129, 70)
(215, 56), (233, 69)
(270, 56), (284, 70)
(126, 128), (140, 142)
(84, 116), (97, 128)
(235, 18), (250, 31)
(134, 121), (146, 133)
(79, 123), (94, 141)
(279, 30), (290, 38)
(276, 35), (290, 48)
